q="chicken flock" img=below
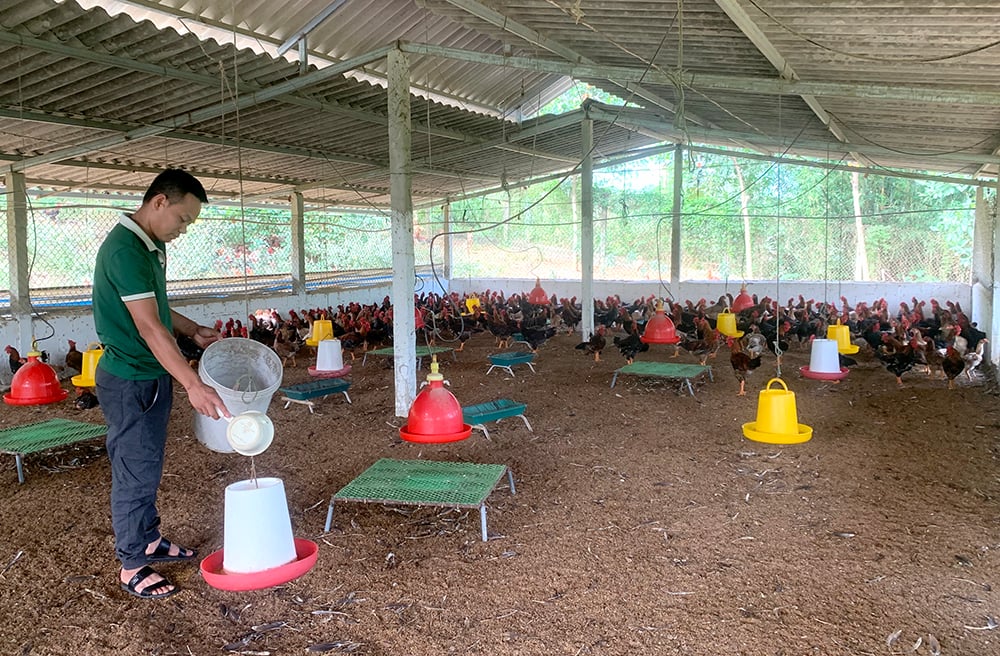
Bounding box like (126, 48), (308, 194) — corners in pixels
(5, 290), (991, 406)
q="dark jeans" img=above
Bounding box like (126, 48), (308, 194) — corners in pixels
(96, 367), (173, 569)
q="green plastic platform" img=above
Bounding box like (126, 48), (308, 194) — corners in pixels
(279, 378), (351, 413)
(324, 458), (515, 541)
(610, 361), (713, 396)
(462, 399), (532, 440)
(361, 345), (455, 369)
(0, 418), (108, 483)
(486, 352), (536, 376)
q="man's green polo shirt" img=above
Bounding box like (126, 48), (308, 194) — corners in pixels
(93, 213), (173, 380)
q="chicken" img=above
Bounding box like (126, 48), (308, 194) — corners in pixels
(575, 325), (607, 362)
(876, 331), (918, 386)
(65, 340), (84, 374)
(729, 335), (762, 396)
(176, 334), (204, 368)
(678, 317), (719, 365)
(963, 338), (988, 380)
(613, 324), (648, 364)
(273, 322), (303, 367)
(521, 325), (557, 353)
(74, 388), (100, 410)
(5, 345), (26, 375)
(941, 344), (965, 389)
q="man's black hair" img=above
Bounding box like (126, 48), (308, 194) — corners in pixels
(143, 168), (208, 204)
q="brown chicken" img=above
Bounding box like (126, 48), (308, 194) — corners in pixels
(678, 317), (719, 365)
(5, 345), (25, 374)
(729, 335), (762, 396)
(65, 340), (84, 374)
(941, 343), (965, 389)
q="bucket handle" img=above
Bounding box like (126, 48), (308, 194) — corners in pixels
(234, 373), (262, 403)
(86, 342), (103, 352)
(765, 378), (788, 392)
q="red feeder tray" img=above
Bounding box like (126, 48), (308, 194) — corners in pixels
(308, 364), (352, 378)
(799, 366), (849, 381)
(640, 302), (680, 344)
(399, 423), (473, 444)
(200, 538), (318, 592)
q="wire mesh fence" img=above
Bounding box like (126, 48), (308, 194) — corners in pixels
(0, 153), (983, 311)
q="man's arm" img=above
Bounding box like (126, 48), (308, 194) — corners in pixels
(125, 299), (230, 419)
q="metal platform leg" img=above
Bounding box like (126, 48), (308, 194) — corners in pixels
(361, 352), (368, 366)
(471, 423), (490, 440)
(342, 391), (352, 404)
(15, 454), (24, 484)
(707, 366), (714, 382)
(507, 468), (516, 494)
(518, 415), (533, 433)
(684, 379), (694, 396)
(610, 372), (619, 388)
(480, 504), (488, 541)
(324, 498), (336, 532)
(526, 362), (536, 373)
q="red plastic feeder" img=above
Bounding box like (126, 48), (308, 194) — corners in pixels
(731, 284), (754, 313)
(200, 538), (318, 592)
(527, 278), (549, 306)
(641, 301), (680, 344)
(799, 366), (850, 381)
(399, 357), (471, 443)
(4, 350), (68, 406)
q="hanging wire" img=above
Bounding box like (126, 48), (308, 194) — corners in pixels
(773, 88), (783, 377)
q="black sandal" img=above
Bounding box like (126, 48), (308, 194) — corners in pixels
(147, 538), (197, 563)
(120, 565), (178, 600)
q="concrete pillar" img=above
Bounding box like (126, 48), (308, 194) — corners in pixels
(442, 203), (452, 283)
(671, 144), (683, 289)
(388, 48), (417, 416)
(5, 171), (34, 351)
(290, 191), (306, 299)
(581, 117), (595, 339)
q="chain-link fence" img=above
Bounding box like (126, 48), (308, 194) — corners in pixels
(0, 154), (982, 310)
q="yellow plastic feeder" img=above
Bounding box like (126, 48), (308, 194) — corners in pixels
(742, 378), (812, 444)
(716, 311), (743, 338)
(826, 322), (859, 355)
(71, 343), (103, 388)
(306, 319), (333, 347)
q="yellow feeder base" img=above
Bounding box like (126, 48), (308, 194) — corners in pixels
(742, 422), (813, 445)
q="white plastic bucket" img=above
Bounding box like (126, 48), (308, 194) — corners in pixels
(223, 477), (296, 573)
(194, 338), (283, 453)
(808, 338), (841, 374)
(315, 339), (344, 371)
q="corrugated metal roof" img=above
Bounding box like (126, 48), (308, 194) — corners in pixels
(0, 0), (998, 209)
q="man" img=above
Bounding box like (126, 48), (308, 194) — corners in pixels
(93, 169), (231, 600)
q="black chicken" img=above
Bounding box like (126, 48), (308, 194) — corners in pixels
(575, 325), (607, 362)
(74, 388), (100, 410)
(729, 335), (762, 396)
(613, 325), (648, 364)
(176, 334), (204, 367)
(521, 325), (556, 352)
(5, 345), (25, 374)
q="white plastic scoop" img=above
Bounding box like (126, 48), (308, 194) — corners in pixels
(225, 411), (275, 456)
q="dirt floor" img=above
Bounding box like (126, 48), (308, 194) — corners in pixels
(1, 330), (1000, 656)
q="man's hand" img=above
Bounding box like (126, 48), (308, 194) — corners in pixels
(191, 324), (223, 349)
(187, 381), (231, 420)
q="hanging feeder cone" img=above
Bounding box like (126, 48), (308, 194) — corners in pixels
(827, 321), (859, 355)
(641, 301), (680, 344)
(731, 284), (754, 314)
(4, 345), (68, 406)
(800, 338), (849, 381)
(527, 278), (549, 306)
(716, 311), (743, 338)
(399, 357), (471, 444)
(742, 378), (812, 445)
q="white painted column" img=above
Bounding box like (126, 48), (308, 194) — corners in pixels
(442, 203), (452, 284)
(581, 117), (595, 339)
(5, 171), (34, 352)
(989, 182), (1000, 365)
(671, 144), (683, 290)
(290, 191), (306, 300)
(388, 48), (417, 416)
